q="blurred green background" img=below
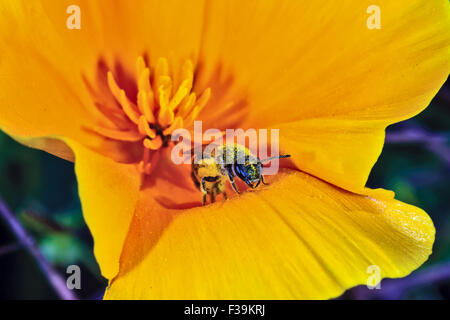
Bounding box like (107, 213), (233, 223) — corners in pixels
(0, 81), (449, 300)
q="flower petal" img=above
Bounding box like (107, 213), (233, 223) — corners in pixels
(96, 0), (206, 67)
(0, 0), (206, 158)
(0, 0), (100, 155)
(196, 0), (450, 191)
(104, 169), (434, 299)
(69, 141), (141, 279)
(12, 136), (75, 162)
(275, 119), (387, 193)
(0, 0), (206, 279)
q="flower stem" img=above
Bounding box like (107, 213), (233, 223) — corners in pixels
(386, 129), (450, 166)
(349, 262), (450, 299)
(0, 195), (77, 300)
(0, 242), (21, 257)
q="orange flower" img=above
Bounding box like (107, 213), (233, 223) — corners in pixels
(0, 0), (449, 299)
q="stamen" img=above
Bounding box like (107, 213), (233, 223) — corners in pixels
(157, 76), (173, 111)
(136, 56), (146, 79)
(91, 56), (211, 175)
(167, 79), (190, 111)
(177, 93), (196, 117)
(91, 126), (144, 142)
(181, 60), (194, 89)
(144, 136), (163, 150)
(184, 89), (211, 124)
(107, 72), (140, 123)
(94, 102), (134, 129)
(137, 116), (156, 139)
(138, 148), (152, 174)
(196, 88), (212, 110)
(138, 148), (160, 175)
(106, 71), (122, 100)
(155, 57), (169, 85)
(118, 90), (141, 123)
(138, 68), (152, 94)
(163, 116), (183, 136)
(158, 100), (175, 127)
(137, 91), (155, 123)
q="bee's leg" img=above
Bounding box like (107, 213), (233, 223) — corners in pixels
(226, 170), (240, 194)
(215, 179), (228, 201)
(191, 170), (200, 189)
(210, 190), (216, 203)
(261, 175), (268, 185)
(201, 178), (207, 193)
(201, 178), (208, 206)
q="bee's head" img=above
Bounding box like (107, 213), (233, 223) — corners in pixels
(233, 162), (262, 189)
(195, 157), (222, 180)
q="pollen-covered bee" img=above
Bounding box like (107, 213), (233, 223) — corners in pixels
(191, 144), (290, 205)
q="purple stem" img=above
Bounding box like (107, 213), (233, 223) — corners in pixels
(437, 86), (450, 105)
(0, 242), (21, 256)
(350, 262), (450, 300)
(0, 195), (77, 300)
(386, 129), (450, 166)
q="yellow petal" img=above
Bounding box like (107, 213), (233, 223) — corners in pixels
(275, 119), (387, 193)
(104, 169), (434, 299)
(12, 135), (75, 162)
(0, 5), (94, 152)
(0, 0), (205, 158)
(102, 0), (206, 70)
(197, 0), (450, 191)
(0, 1), (113, 161)
(69, 140), (141, 279)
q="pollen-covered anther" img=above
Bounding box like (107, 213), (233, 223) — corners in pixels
(95, 56), (211, 174)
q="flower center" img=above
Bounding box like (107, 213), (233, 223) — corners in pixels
(91, 57), (211, 174)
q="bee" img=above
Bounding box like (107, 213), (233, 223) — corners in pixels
(191, 144), (291, 205)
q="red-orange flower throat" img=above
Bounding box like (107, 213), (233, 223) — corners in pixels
(91, 56), (211, 174)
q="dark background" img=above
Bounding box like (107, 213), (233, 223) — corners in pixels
(0, 80), (449, 300)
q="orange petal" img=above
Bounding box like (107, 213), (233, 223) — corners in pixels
(104, 169), (434, 299)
